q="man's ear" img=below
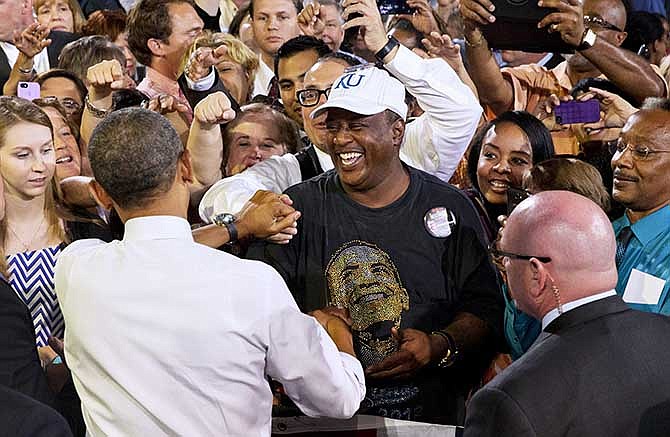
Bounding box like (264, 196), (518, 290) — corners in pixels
(89, 180), (114, 210)
(391, 118), (405, 148)
(179, 149), (194, 184)
(527, 258), (549, 305)
(615, 31), (628, 47)
(147, 38), (165, 57)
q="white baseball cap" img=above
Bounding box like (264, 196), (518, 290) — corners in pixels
(311, 65), (408, 120)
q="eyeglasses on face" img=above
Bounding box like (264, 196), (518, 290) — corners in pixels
(41, 95), (82, 113)
(296, 87), (331, 107)
(583, 15), (623, 32)
(609, 139), (670, 161)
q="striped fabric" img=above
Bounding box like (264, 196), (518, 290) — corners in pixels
(7, 244), (64, 347)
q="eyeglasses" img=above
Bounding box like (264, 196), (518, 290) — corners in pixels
(583, 15), (623, 32)
(296, 87), (331, 107)
(41, 95), (82, 114)
(489, 245), (552, 272)
(609, 140), (670, 161)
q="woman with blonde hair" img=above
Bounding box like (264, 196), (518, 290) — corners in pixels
(34, 0), (86, 34)
(185, 32), (259, 105)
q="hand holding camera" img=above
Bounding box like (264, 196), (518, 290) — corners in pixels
(342, 0), (392, 55)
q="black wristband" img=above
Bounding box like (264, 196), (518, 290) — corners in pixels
(374, 36), (400, 62)
(224, 221), (238, 244)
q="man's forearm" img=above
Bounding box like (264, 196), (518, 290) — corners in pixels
(580, 38), (665, 104)
(464, 29), (515, 115)
(187, 121), (224, 186)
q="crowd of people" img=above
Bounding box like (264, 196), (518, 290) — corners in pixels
(0, 0), (669, 435)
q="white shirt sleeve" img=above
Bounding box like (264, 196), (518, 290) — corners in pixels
(265, 303), (366, 419)
(198, 153), (303, 222)
(184, 68), (216, 91)
(385, 45), (483, 182)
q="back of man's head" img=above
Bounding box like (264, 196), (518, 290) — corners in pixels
(89, 108), (184, 211)
(504, 191), (618, 307)
(127, 0), (194, 66)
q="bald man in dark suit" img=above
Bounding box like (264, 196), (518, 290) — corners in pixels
(465, 191), (670, 437)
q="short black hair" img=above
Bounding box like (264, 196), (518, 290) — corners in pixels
(622, 11), (665, 57)
(274, 35), (331, 76)
(89, 108), (184, 210)
(249, 0), (301, 20)
(35, 69), (87, 100)
(467, 111), (555, 192)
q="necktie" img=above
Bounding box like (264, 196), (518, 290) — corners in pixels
(615, 226), (633, 268)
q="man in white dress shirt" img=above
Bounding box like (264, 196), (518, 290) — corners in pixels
(55, 105), (365, 436)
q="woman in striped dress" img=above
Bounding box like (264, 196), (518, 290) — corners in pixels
(0, 96), (70, 357)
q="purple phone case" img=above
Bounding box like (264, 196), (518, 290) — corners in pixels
(554, 100), (600, 125)
(17, 82), (41, 101)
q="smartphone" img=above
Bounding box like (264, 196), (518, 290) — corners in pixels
(506, 187), (530, 215)
(554, 100), (600, 125)
(17, 82), (40, 101)
(378, 0), (413, 15)
(481, 0), (572, 53)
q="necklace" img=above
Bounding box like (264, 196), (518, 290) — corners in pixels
(7, 216), (47, 252)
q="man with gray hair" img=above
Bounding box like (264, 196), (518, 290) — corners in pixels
(54, 105), (365, 436)
(466, 191), (670, 436)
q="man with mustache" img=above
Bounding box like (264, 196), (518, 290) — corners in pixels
(610, 98), (670, 314)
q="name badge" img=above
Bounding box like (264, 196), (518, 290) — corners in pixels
(622, 268), (666, 305)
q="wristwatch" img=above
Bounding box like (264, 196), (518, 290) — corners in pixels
(212, 212), (238, 243)
(431, 330), (460, 368)
(375, 36), (400, 62)
(578, 28), (597, 51)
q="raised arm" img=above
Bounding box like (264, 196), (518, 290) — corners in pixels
(459, 0), (516, 114)
(2, 23), (51, 96)
(342, 0), (482, 181)
(187, 91), (236, 192)
(536, 0), (665, 103)
(80, 59), (135, 148)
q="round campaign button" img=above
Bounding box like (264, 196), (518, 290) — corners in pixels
(424, 207), (457, 238)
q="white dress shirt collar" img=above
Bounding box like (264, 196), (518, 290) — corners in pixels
(123, 215), (193, 242)
(542, 289), (617, 331)
(314, 144), (334, 172)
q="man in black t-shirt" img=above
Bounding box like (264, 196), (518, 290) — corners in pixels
(251, 65), (503, 425)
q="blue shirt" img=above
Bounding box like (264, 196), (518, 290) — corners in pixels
(612, 205), (670, 314)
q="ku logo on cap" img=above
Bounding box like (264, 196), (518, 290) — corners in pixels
(334, 73), (366, 90)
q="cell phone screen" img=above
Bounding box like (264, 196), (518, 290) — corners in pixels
(554, 100), (600, 125)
